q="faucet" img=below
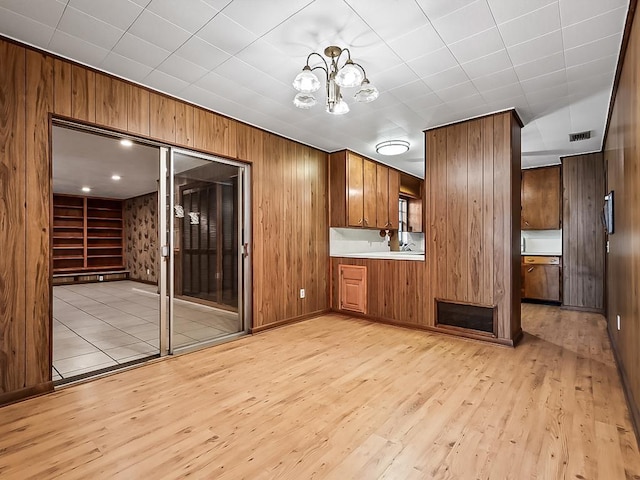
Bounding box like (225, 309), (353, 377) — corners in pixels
(401, 242), (415, 251)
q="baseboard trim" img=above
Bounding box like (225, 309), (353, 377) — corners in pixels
(607, 322), (640, 448)
(251, 309), (331, 334)
(0, 382), (53, 408)
(561, 304), (605, 314)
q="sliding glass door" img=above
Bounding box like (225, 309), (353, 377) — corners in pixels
(159, 148), (250, 354)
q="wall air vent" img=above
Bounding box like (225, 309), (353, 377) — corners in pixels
(569, 130), (592, 142)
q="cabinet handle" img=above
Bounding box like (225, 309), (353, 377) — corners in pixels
(358, 218), (363, 225)
(524, 221), (530, 226)
(527, 267), (534, 273)
(364, 218), (368, 225)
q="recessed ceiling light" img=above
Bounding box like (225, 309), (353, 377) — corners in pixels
(120, 139), (133, 147)
(376, 140), (410, 156)
(81, 187), (91, 192)
(111, 174), (121, 181)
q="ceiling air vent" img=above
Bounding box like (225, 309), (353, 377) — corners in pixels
(569, 130), (592, 142)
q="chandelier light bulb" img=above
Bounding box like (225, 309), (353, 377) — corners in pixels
(335, 61), (364, 88)
(292, 67), (320, 93)
(293, 92), (317, 109)
(354, 79), (379, 103)
(327, 97), (350, 115)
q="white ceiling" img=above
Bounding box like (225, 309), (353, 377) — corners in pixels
(1, 0), (629, 176)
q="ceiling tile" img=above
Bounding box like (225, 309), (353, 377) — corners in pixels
(414, 0), (477, 20)
(487, 0), (557, 24)
(147, 0), (218, 32)
(345, 0), (428, 43)
(461, 49), (513, 79)
(567, 71), (613, 97)
(526, 84), (569, 106)
(471, 67), (520, 92)
(434, 81), (479, 102)
(448, 27), (506, 64)
(480, 82), (526, 102)
(408, 48), (458, 79)
(373, 63), (421, 93)
(174, 36), (230, 71)
(68, 0), (143, 30)
(0, 0), (66, 28)
(498, 3), (561, 47)
(100, 51), (154, 82)
(559, 0), (628, 27)
(221, 0), (314, 37)
(569, 90), (610, 132)
(388, 23), (446, 62)
(431, 0), (496, 44)
(564, 33), (622, 67)
(408, 92), (444, 111)
(197, 13), (258, 56)
(520, 69), (567, 94)
(507, 29), (564, 66)
(0, 7), (54, 47)
(565, 54), (618, 83)
(388, 80), (431, 102)
(423, 66), (470, 92)
(143, 69), (190, 94)
(113, 32), (171, 68)
(58, 6), (125, 50)
(48, 30), (110, 65)
(562, 6), (627, 49)
(157, 54), (209, 84)
(128, 9), (191, 52)
(513, 51), (565, 81)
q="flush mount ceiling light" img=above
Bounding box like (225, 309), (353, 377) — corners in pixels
(111, 174), (121, 181)
(292, 45), (379, 115)
(120, 139), (133, 147)
(81, 186), (91, 192)
(376, 140), (410, 156)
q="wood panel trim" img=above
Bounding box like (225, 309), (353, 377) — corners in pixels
(250, 309), (331, 334)
(423, 108), (524, 132)
(0, 381), (53, 407)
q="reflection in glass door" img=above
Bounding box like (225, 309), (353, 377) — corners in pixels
(162, 149), (249, 353)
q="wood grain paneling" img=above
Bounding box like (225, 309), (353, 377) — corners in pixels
(347, 152), (364, 226)
(149, 93), (176, 142)
(387, 168), (400, 230)
(363, 159), (377, 228)
(127, 85), (149, 136)
(376, 164), (389, 228)
(521, 166), (561, 230)
(328, 151), (347, 227)
(603, 1), (640, 438)
(25, 50), (53, 387)
(562, 153), (605, 311)
(0, 42), (26, 394)
(0, 39), (329, 404)
(53, 58), (71, 117)
(95, 73), (128, 131)
(425, 111), (521, 343)
(71, 65), (95, 122)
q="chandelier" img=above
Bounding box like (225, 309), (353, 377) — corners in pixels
(292, 46), (379, 115)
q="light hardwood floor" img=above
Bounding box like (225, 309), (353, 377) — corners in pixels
(1, 304), (639, 479)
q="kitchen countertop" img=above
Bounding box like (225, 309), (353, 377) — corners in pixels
(331, 251), (425, 261)
(521, 252), (562, 256)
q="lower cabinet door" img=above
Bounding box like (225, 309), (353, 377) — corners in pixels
(339, 264), (367, 314)
(523, 264), (561, 301)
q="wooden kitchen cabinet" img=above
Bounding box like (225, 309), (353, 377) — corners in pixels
(329, 150), (400, 229)
(339, 264), (367, 314)
(521, 166), (561, 230)
(522, 256), (561, 302)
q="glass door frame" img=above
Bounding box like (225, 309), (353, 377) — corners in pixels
(159, 147), (251, 355)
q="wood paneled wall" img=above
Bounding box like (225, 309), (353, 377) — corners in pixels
(603, 1), (640, 439)
(562, 153), (605, 312)
(330, 258), (426, 327)
(0, 37), (328, 403)
(425, 111), (522, 344)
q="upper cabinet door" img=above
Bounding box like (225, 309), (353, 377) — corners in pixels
(521, 166), (561, 230)
(387, 169), (400, 229)
(347, 152), (364, 227)
(376, 164), (389, 228)
(363, 159), (377, 228)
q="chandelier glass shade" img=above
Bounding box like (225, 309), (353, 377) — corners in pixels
(292, 46), (378, 115)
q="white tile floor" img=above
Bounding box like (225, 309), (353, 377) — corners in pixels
(53, 281), (241, 381)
